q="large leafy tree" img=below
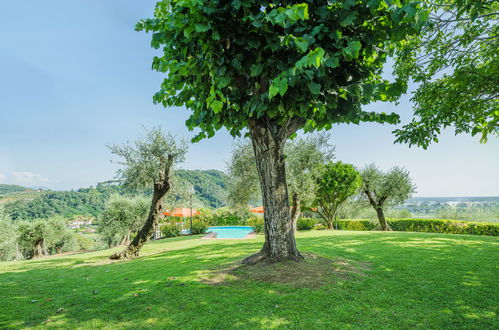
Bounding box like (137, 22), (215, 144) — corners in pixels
(138, 0), (427, 262)
(360, 164), (416, 230)
(313, 161), (361, 229)
(109, 127), (187, 260)
(394, 0), (498, 148)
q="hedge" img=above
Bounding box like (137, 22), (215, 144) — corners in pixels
(388, 218), (499, 236)
(335, 218), (498, 236)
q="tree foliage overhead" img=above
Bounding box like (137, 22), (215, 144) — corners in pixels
(394, 0), (498, 148)
(138, 0), (428, 140)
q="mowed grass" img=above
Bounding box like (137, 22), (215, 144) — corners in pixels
(1, 231), (497, 329)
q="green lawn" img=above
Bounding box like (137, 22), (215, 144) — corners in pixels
(1, 231), (497, 329)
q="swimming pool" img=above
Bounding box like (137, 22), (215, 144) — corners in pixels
(207, 226), (255, 239)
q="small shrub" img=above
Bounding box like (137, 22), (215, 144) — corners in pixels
(297, 217), (317, 231)
(191, 220), (208, 235)
(337, 220), (377, 231)
(74, 233), (95, 250)
(161, 224), (180, 238)
(314, 223), (327, 230)
(247, 217), (264, 233)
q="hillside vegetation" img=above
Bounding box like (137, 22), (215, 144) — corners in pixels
(2, 170), (230, 220)
(0, 184), (34, 195)
(0, 231), (497, 328)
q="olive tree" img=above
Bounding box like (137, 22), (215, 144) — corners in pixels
(99, 194), (149, 248)
(138, 0), (427, 262)
(16, 217), (76, 259)
(313, 161), (361, 229)
(360, 164), (416, 230)
(0, 209), (17, 261)
(109, 127), (187, 260)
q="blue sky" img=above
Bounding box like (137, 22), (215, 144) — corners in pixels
(0, 1), (497, 196)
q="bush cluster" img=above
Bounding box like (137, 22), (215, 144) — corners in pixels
(297, 218), (317, 231)
(161, 224), (181, 238)
(191, 220), (208, 235)
(336, 220), (377, 231)
(194, 207), (249, 226)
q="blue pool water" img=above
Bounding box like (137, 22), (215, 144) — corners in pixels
(207, 226), (254, 239)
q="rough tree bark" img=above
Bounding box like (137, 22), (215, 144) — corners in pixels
(243, 118), (305, 264)
(110, 156), (174, 260)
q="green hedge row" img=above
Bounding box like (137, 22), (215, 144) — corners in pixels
(294, 218), (498, 236)
(331, 218), (497, 236)
(387, 218), (499, 236)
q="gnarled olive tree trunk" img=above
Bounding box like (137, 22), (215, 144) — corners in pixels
(364, 190), (392, 231)
(110, 157), (174, 260)
(243, 118), (304, 264)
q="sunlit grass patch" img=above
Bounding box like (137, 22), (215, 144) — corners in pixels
(0, 231), (497, 329)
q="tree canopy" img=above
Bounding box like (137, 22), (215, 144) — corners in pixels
(138, 0), (428, 140)
(313, 161), (361, 229)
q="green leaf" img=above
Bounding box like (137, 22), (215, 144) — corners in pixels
(294, 38), (309, 53)
(342, 0), (356, 10)
(308, 48), (325, 67)
(342, 40), (362, 60)
(325, 56), (340, 68)
(277, 78), (288, 97)
(250, 64), (263, 77)
(308, 81), (321, 95)
(269, 85), (280, 99)
(341, 12), (357, 27)
(211, 100), (223, 113)
(194, 23), (211, 32)
(232, 0), (241, 10)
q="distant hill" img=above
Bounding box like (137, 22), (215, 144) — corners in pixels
(176, 169), (229, 208)
(0, 184), (34, 195)
(3, 169), (229, 220)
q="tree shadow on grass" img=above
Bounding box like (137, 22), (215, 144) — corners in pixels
(1, 232), (497, 329)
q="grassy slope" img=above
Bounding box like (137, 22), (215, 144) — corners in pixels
(0, 231), (497, 329)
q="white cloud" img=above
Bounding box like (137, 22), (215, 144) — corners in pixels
(11, 171), (49, 184)
(0, 173), (6, 182)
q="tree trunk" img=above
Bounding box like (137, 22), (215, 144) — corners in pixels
(376, 207), (391, 231)
(120, 230), (131, 246)
(291, 192), (301, 232)
(243, 119), (303, 264)
(110, 155), (174, 260)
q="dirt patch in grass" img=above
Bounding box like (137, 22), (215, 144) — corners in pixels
(200, 253), (370, 288)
